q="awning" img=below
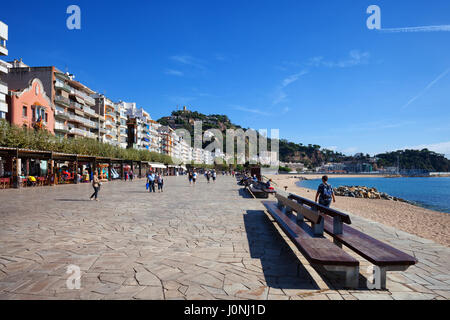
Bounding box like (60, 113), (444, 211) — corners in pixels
(149, 163), (166, 169)
(74, 96), (85, 104)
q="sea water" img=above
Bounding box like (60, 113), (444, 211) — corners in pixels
(297, 177), (450, 214)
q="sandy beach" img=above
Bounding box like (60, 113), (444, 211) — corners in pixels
(267, 174), (450, 247)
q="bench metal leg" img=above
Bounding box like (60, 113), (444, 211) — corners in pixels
(367, 265), (410, 290)
(312, 219), (324, 236)
(323, 265), (359, 289)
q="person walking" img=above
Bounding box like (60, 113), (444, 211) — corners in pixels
(212, 170), (217, 182)
(157, 173), (164, 192)
(206, 171), (211, 183)
(192, 170), (197, 185)
(315, 175), (336, 208)
(90, 172), (101, 201)
(188, 171), (193, 185)
(147, 171), (156, 193)
(129, 170), (133, 182)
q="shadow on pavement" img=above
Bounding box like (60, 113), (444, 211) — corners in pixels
(238, 188), (253, 199)
(243, 209), (320, 290)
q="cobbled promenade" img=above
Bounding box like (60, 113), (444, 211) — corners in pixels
(0, 176), (449, 300)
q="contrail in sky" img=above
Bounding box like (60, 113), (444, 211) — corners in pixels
(381, 25), (450, 33)
(402, 68), (450, 109)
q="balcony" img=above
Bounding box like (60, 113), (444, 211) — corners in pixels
(67, 113), (84, 124)
(105, 120), (114, 128)
(0, 60), (9, 74)
(69, 127), (97, 139)
(54, 122), (69, 132)
(0, 80), (7, 95)
(83, 107), (96, 116)
(54, 108), (70, 120)
(55, 81), (71, 93)
(55, 95), (70, 107)
(69, 101), (84, 111)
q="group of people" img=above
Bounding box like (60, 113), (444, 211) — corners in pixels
(204, 170), (217, 183)
(124, 170), (134, 182)
(188, 171), (198, 185)
(146, 171), (164, 193)
(187, 169), (219, 185)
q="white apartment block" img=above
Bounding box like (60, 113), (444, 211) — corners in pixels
(0, 21), (9, 119)
(148, 120), (162, 153)
(53, 72), (99, 140)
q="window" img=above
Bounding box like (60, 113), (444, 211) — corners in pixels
(23, 106), (27, 117)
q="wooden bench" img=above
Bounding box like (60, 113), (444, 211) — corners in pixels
(288, 194), (418, 289)
(262, 194), (360, 288)
(247, 183), (269, 198)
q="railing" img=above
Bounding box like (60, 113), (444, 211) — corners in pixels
(55, 81), (71, 92)
(83, 107), (96, 116)
(55, 122), (69, 131)
(72, 88), (95, 105)
(69, 127), (97, 139)
(55, 95), (70, 106)
(70, 101), (84, 110)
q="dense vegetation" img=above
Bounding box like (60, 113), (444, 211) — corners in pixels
(376, 149), (450, 172)
(0, 120), (174, 164)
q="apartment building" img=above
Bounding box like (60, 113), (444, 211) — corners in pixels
(158, 125), (174, 157)
(94, 94), (119, 146)
(191, 147), (203, 164)
(148, 119), (162, 153)
(125, 104), (152, 150)
(5, 62), (100, 140)
(179, 138), (192, 164)
(0, 21), (9, 119)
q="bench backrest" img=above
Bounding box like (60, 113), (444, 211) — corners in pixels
(288, 194), (351, 225)
(275, 194), (322, 225)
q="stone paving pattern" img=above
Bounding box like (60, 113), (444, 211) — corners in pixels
(0, 176), (449, 300)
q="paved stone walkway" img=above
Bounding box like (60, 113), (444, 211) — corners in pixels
(0, 176), (449, 300)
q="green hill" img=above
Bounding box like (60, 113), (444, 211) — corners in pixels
(376, 149), (450, 172)
(157, 109), (343, 167)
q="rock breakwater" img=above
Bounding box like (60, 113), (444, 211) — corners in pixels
(334, 185), (414, 204)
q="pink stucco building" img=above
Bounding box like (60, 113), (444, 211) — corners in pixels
(7, 78), (54, 134)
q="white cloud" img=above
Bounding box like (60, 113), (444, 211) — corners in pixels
(170, 55), (206, 70)
(341, 147), (358, 155)
(308, 50), (370, 68)
(273, 70), (308, 105)
(233, 105), (271, 116)
(164, 69), (184, 76)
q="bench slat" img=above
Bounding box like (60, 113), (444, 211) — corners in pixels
(262, 201), (358, 267)
(275, 194), (322, 225)
(289, 194), (351, 225)
(322, 215), (417, 266)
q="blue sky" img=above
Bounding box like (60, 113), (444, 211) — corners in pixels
(2, 0), (450, 157)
